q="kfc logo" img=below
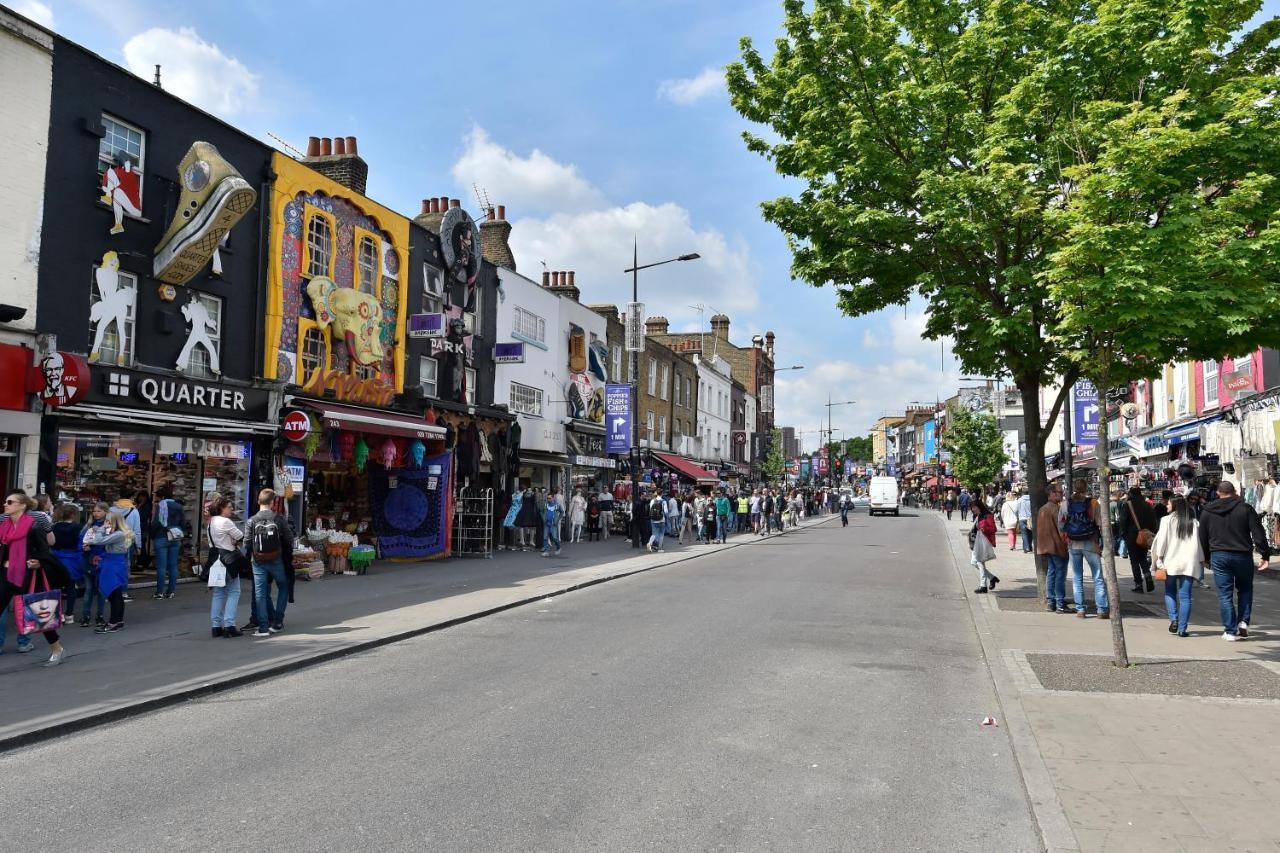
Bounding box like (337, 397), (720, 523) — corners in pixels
(30, 351), (90, 407)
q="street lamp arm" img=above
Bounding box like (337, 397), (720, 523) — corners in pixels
(624, 253), (701, 273)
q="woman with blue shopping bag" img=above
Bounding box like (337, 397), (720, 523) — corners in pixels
(1, 491), (70, 666)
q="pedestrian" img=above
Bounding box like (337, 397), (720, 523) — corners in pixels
(542, 487), (564, 557)
(737, 492), (749, 534)
(1120, 486), (1157, 593)
(1062, 479), (1110, 619)
(679, 495), (694, 544)
(693, 492), (708, 543)
(0, 491), (70, 666)
(586, 495), (601, 541)
(569, 488), (587, 543)
(88, 509), (132, 633)
(1151, 495), (1201, 637)
(1198, 481), (1269, 641)
(943, 490), (955, 521)
(109, 489), (142, 600)
(969, 498), (1000, 594)
(50, 503), (84, 624)
(665, 491), (680, 537)
(1035, 483), (1069, 613)
(77, 502), (109, 629)
(760, 489), (774, 536)
(703, 493), (718, 544)
(645, 490), (666, 553)
(959, 488), (972, 522)
(715, 491), (731, 544)
(1000, 493), (1019, 551)
(1016, 489), (1034, 553)
(749, 489), (762, 534)
(597, 487), (613, 541)
(150, 486), (185, 600)
(516, 486), (540, 551)
(206, 494), (246, 638)
(1110, 488), (1128, 560)
(246, 489), (293, 637)
(839, 492), (850, 527)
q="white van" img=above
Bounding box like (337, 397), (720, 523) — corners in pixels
(868, 476), (900, 516)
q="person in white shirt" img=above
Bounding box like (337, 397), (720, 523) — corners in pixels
(1150, 495), (1202, 637)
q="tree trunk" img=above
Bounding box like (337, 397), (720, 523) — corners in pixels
(1019, 380), (1049, 603)
(1093, 361), (1130, 667)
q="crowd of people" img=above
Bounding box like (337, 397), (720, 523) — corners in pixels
(0, 485), (300, 666)
(954, 479), (1269, 641)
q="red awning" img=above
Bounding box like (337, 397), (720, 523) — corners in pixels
(297, 400), (446, 440)
(652, 451), (719, 484)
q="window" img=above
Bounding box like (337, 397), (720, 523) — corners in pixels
(513, 306), (546, 345)
(183, 292), (222, 379)
(659, 415), (666, 444)
(660, 364), (669, 400)
(305, 210), (334, 278)
(648, 359), (657, 395)
(685, 377), (692, 409)
(611, 346), (621, 383)
(465, 368), (476, 405)
(510, 382), (543, 416)
(1173, 363), (1190, 417)
(354, 362), (378, 381)
(466, 280), (482, 337)
(419, 356), (438, 398)
(356, 235), (379, 294)
(89, 264), (137, 366)
(646, 411), (655, 443)
(300, 324), (328, 380)
(1203, 360), (1219, 409)
(423, 263), (444, 312)
(98, 115), (145, 193)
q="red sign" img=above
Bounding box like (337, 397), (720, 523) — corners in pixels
(282, 409), (312, 443)
(26, 351), (89, 407)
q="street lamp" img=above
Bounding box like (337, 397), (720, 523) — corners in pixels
(821, 397), (855, 486)
(622, 243), (700, 547)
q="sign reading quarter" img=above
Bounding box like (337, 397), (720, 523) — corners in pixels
(282, 409), (311, 443)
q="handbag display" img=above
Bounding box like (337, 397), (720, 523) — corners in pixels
(14, 567), (64, 635)
(1127, 501), (1155, 549)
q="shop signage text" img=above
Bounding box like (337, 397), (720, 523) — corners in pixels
(407, 313), (445, 339)
(570, 454), (616, 469)
(29, 351), (90, 407)
(282, 410), (311, 443)
(86, 367), (272, 421)
(302, 368), (395, 407)
(494, 342), (525, 364)
(604, 383), (631, 455)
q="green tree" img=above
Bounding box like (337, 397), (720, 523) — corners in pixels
(1044, 29), (1280, 665)
(762, 428), (787, 482)
(940, 405), (1005, 491)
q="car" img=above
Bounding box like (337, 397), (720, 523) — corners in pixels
(851, 495), (870, 510)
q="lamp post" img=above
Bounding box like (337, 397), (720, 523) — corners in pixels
(623, 244), (699, 547)
(760, 365), (804, 485)
(821, 397), (855, 486)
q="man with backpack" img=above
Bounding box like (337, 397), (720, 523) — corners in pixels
(1062, 479), (1110, 619)
(1198, 480), (1270, 641)
(246, 488), (294, 637)
(645, 489), (667, 553)
(1036, 483), (1070, 613)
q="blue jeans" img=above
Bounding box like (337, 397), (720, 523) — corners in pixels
(154, 538), (180, 595)
(1164, 575), (1193, 633)
(209, 577), (240, 628)
(1211, 552), (1255, 634)
(647, 520), (665, 550)
(1070, 546), (1109, 614)
(544, 521), (562, 554)
(252, 559), (288, 629)
(0, 601), (34, 651)
(81, 567), (104, 621)
(1045, 554), (1067, 609)
(716, 516), (728, 543)
(1020, 521), (1033, 552)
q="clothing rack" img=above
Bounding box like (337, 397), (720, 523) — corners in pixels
(452, 487), (493, 559)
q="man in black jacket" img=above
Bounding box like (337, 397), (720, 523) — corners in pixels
(1198, 481), (1270, 641)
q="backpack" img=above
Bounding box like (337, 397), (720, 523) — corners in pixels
(649, 499), (666, 521)
(1063, 499), (1099, 541)
(251, 514), (283, 561)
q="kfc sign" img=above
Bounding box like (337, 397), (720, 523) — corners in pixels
(29, 351), (90, 407)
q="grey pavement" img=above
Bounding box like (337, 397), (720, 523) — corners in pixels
(0, 509), (1039, 853)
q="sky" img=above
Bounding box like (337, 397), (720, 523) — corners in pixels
(14, 0), (1280, 455)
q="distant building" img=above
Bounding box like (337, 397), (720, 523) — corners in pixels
(780, 426), (799, 460)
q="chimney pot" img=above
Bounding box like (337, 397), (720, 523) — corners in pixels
(496, 205), (505, 220)
(321, 137), (332, 156)
(555, 271), (564, 286)
(334, 137), (346, 156)
(306, 137), (320, 157)
(568, 271), (576, 286)
(542, 271), (551, 287)
(420, 199), (431, 216)
(486, 207), (495, 222)
(450, 198), (461, 209)
(345, 136), (358, 156)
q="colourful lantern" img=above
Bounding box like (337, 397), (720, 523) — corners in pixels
(409, 439), (426, 467)
(353, 436), (369, 473)
(380, 437), (398, 468)
(337, 430), (355, 463)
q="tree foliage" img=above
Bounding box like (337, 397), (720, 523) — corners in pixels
(763, 429), (787, 481)
(940, 405), (1005, 490)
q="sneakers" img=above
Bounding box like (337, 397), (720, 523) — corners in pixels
(164, 592), (176, 599)
(268, 625), (282, 634)
(95, 622), (123, 634)
(43, 649), (66, 667)
(153, 141), (256, 285)
(1223, 631), (1239, 642)
(541, 552), (550, 558)
(974, 587), (988, 594)
(555, 549), (562, 556)
(17, 641), (34, 654)
(252, 629), (271, 638)
(1239, 621), (1249, 638)
(152, 593), (165, 600)
(64, 614), (75, 625)
(1169, 621), (1178, 634)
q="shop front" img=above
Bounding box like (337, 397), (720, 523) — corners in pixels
(566, 422), (615, 493)
(651, 451), (719, 491)
(49, 365), (276, 577)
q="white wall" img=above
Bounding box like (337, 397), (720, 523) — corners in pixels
(695, 353), (732, 463)
(494, 269), (565, 455)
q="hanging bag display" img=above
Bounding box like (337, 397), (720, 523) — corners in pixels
(15, 566), (64, 635)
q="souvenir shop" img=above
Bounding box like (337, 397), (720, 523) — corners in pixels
(566, 423), (616, 494)
(279, 398), (454, 563)
(1201, 388), (1280, 548)
(651, 451), (720, 492)
(48, 366), (277, 577)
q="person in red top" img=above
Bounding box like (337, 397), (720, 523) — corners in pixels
(970, 498), (1001, 594)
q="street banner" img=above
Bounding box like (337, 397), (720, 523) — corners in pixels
(1003, 430), (1021, 471)
(604, 383), (632, 454)
(1072, 380), (1100, 447)
(923, 419), (937, 462)
(800, 458), (811, 479)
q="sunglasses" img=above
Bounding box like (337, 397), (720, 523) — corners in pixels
(3, 498), (23, 505)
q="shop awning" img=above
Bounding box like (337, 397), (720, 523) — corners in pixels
(652, 451), (719, 484)
(59, 403), (277, 434)
(299, 401), (446, 440)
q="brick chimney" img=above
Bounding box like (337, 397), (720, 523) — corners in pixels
(710, 313), (730, 340)
(646, 316), (670, 335)
(765, 330), (775, 357)
(544, 270), (580, 302)
(303, 135), (368, 195)
(479, 204), (516, 271)
(413, 196), (455, 235)
(588, 304), (620, 323)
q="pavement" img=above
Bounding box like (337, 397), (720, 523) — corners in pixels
(942, 511), (1280, 853)
(0, 508), (1039, 853)
(0, 514), (829, 749)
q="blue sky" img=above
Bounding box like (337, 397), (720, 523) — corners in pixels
(16, 0), (1280, 453)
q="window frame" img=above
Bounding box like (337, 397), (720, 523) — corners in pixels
(611, 345), (621, 383)
(184, 291), (223, 379)
(298, 318), (329, 384)
(89, 263), (138, 367)
(97, 114), (146, 209)
(419, 356), (438, 398)
(303, 205), (337, 280)
(647, 359), (657, 396)
(354, 229), (381, 296)
(660, 364), (669, 400)
(646, 410), (655, 443)
(465, 367), (477, 406)
(512, 306), (547, 347)
(509, 382), (543, 417)
(658, 414), (666, 445)
(1203, 359), (1219, 409)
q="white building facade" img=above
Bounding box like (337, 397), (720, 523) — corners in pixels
(694, 353), (733, 466)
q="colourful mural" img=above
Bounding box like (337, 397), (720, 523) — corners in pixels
(264, 152), (408, 392)
(564, 325), (608, 423)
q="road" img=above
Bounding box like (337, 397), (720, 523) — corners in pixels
(0, 512), (1040, 852)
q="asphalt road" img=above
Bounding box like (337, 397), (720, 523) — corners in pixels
(0, 511), (1039, 853)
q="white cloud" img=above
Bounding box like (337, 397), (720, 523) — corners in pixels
(453, 128), (757, 328)
(657, 67), (724, 105)
(122, 27), (258, 117)
(11, 1), (54, 27)
(451, 127), (606, 216)
(862, 330), (882, 350)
